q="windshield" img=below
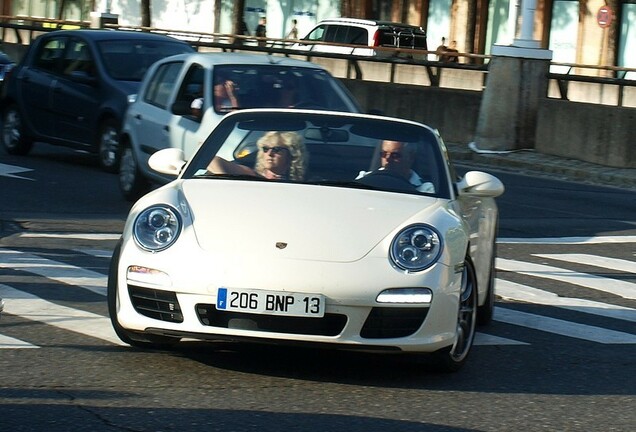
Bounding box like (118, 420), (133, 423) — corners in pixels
(98, 40), (193, 81)
(183, 111), (450, 198)
(210, 65), (359, 113)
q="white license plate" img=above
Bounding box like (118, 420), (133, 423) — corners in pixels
(216, 288), (325, 318)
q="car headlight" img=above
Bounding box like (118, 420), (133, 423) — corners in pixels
(133, 205), (182, 251)
(390, 225), (443, 272)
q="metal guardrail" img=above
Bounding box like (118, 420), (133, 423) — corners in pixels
(0, 15), (489, 87)
(1, 15), (635, 106)
(548, 63), (636, 106)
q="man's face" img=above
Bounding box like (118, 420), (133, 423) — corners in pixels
(380, 140), (411, 177)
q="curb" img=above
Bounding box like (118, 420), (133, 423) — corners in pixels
(447, 143), (636, 191)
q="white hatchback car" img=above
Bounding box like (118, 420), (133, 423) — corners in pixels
(118, 52), (362, 200)
(296, 17), (428, 57)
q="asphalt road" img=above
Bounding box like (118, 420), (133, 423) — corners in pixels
(1, 143), (635, 432)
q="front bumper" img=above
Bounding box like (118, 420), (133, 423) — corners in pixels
(113, 248), (463, 353)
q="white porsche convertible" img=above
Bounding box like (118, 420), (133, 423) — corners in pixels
(108, 109), (504, 372)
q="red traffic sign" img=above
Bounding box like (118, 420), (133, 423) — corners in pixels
(597, 6), (613, 28)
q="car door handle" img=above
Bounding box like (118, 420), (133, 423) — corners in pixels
(163, 125), (170, 132)
(134, 114), (142, 120)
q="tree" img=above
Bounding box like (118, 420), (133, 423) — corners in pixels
(141, 0), (151, 27)
(232, 0), (246, 44)
(233, 0), (246, 35)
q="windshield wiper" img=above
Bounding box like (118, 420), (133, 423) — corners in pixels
(312, 180), (383, 191)
(194, 173), (268, 182)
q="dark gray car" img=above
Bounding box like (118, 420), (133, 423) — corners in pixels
(0, 29), (194, 172)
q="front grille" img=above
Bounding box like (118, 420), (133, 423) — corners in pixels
(128, 285), (183, 323)
(360, 307), (429, 339)
(195, 304), (347, 336)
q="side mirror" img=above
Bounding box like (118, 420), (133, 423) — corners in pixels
(148, 148), (186, 177)
(171, 100), (191, 116)
(456, 171), (504, 197)
(171, 100), (202, 122)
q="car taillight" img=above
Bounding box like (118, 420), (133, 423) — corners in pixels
(372, 30), (380, 47)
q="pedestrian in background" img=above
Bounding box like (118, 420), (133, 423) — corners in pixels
(435, 37), (448, 61)
(287, 18), (299, 39)
(445, 40), (459, 63)
(256, 16), (267, 47)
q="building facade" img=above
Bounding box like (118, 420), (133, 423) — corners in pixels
(3, 0), (634, 72)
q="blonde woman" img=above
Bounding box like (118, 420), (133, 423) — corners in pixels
(208, 131), (307, 181)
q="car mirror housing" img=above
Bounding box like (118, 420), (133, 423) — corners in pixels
(456, 171), (504, 197)
(148, 148), (187, 177)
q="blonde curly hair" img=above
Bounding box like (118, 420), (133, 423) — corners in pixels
(255, 131), (308, 180)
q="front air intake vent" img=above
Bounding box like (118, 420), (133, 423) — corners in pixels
(128, 285), (183, 323)
(360, 307), (428, 339)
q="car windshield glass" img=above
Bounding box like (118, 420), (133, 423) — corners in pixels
(184, 111), (450, 198)
(211, 65), (356, 113)
(98, 40), (193, 81)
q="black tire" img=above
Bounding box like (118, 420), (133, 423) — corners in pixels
(477, 243), (496, 326)
(107, 241), (180, 349)
(1, 105), (33, 155)
(428, 257), (478, 373)
(478, 224), (499, 326)
(97, 118), (121, 173)
(119, 145), (150, 201)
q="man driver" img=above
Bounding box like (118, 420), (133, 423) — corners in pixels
(358, 140), (435, 193)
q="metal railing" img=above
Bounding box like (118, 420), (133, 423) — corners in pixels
(1, 15), (635, 106)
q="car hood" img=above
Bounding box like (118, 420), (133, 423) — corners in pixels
(182, 180), (442, 262)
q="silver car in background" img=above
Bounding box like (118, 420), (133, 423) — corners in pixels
(118, 52), (362, 200)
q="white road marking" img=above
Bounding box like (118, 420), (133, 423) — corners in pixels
(534, 253), (636, 273)
(494, 307), (636, 344)
(496, 279), (636, 322)
(0, 249), (106, 296)
(0, 284), (125, 346)
(2, 245), (635, 348)
(496, 258), (636, 300)
(0, 162), (34, 180)
(498, 236), (636, 244)
(72, 248), (114, 259)
(18, 233), (121, 240)
(474, 332), (528, 346)
(0, 333), (39, 349)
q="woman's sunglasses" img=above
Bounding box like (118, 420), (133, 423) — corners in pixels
(262, 146), (289, 155)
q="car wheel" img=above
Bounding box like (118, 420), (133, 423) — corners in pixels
(1, 105), (33, 155)
(119, 146), (150, 201)
(97, 118), (120, 173)
(107, 241), (181, 349)
(429, 257), (478, 373)
(477, 242), (496, 326)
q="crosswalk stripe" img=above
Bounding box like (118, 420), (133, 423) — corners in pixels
(0, 284), (125, 346)
(494, 307), (636, 344)
(474, 332), (529, 346)
(533, 253), (636, 273)
(496, 258), (636, 300)
(496, 279), (636, 322)
(498, 236), (636, 244)
(0, 333), (39, 349)
(0, 249), (106, 296)
(72, 248), (114, 259)
(1, 247), (635, 347)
